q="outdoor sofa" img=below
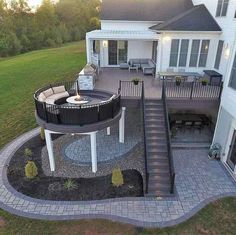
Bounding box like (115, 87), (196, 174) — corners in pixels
(129, 58), (155, 75)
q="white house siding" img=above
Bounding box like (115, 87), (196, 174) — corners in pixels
(101, 20), (160, 31)
(193, 0), (236, 77)
(156, 32), (220, 74)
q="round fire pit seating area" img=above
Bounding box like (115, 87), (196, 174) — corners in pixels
(34, 81), (121, 127)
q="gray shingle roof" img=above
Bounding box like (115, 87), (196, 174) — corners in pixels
(149, 4), (222, 32)
(101, 0), (194, 22)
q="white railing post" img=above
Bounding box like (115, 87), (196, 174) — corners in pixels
(119, 107), (126, 143)
(90, 132), (97, 173)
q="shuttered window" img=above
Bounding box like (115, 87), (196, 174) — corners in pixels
(229, 52), (236, 89)
(189, 40), (200, 67)
(214, 40), (224, 69)
(169, 39), (180, 67)
(198, 40), (210, 67)
(178, 40), (189, 67)
(216, 0), (229, 17)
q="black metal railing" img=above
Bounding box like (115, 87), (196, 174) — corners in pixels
(119, 80), (143, 98)
(141, 82), (149, 194)
(162, 81), (175, 194)
(119, 80), (149, 194)
(164, 81), (223, 99)
(34, 81), (121, 126)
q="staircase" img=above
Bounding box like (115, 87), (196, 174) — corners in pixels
(144, 99), (172, 197)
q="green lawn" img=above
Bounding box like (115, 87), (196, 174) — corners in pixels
(0, 42), (236, 234)
(0, 41), (86, 149)
(0, 197), (235, 234)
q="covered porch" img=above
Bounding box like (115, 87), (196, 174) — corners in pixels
(86, 30), (159, 71)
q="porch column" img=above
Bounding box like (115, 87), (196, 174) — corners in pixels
(107, 127), (111, 136)
(90, 132), (97, 173)
(45, 130), (55, 172)
(86, 36), (93, 63)
(119, 107), (126, 143)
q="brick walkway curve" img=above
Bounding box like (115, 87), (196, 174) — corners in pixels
(0, 128), (236, 228)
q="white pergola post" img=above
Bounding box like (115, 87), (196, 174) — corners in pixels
(90, 132), (97, 173)
(119, 107), (126, 143)
(45, 130), (55, 172)
(107, 127), (111, 136)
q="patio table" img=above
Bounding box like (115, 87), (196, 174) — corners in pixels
(159, 72), (201, 80)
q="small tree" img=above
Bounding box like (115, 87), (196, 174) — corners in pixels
(25, 161), (38, 179)
(112, 168), (124, 187)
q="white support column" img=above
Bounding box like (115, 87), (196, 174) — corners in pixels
(107, 127), (111, 136)
(90, 132), (97, 173)
(45, 130), (55, 172)
(119, 107), (126, 143)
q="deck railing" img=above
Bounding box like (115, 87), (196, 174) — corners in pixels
(164, 81), (223, 99)
(119, 80), (143, 98)
(162, 82), (175, 194)
(119, 80), (149, 194)
(34, 81), (121, 126)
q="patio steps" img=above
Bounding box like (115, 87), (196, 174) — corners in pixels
(144, 99), (171, 197)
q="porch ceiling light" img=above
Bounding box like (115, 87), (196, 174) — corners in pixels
(103, 40), (108, 48)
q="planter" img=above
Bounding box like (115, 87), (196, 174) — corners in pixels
(133, 80), (139, 85)
(201, 81), (207, 86)
(176, 81), (181, 86)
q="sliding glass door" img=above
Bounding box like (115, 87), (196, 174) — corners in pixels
(108, 40), (127, 65)
(227, 130), (236, 171)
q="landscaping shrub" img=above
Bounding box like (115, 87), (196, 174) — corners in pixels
(63, 179), (78, 191)
(112, 168), (124, 187)
(40, 128), (45, 141)
(24, 148), (32, 159)
(25, 161), (38, 179)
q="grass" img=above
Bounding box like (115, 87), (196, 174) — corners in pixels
(0, 41), (86, 149)
(0, 197), (235, 234)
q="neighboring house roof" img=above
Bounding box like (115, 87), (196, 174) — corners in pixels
(149, 4), (222, 32)
(101, 0), (194, 22)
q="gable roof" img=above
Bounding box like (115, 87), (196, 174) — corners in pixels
(101, 0), (194, 22)
(149, 4), (222, 32)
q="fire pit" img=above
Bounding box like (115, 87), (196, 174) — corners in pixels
(66, 94), (90, 105)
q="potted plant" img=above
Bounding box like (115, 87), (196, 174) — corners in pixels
(132, 78), (140, 85)
(175, 76), (182, 86)
(201, 79), (208, 86)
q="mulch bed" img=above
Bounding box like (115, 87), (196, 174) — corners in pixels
(7, 135), (143, 201)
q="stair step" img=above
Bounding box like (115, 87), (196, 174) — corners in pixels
(146, 107), (164, 112)
(146, 113), (164, 118)
(149, 174), (170, 182)
(148, 183), (171, 191)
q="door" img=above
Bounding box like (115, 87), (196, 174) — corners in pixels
(108, 40), (118, 65)
(227, 130), (236, 171)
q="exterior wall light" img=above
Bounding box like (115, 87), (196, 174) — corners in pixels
(103, 40), (108, 48)
(224, 44), (230, 59)
(163, 36), (171, 43)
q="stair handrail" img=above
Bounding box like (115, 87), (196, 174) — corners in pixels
(141, 81), (149, 194)
(162, 80), (175, 194)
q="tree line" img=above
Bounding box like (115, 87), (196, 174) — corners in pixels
(0, 0), (100, 57)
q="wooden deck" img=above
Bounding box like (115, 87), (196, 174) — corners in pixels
(95, 68), (222, 102)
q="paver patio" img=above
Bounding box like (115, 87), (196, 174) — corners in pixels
(0, 128), (236, 227)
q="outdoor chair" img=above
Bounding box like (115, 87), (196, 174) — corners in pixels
(183, 121), (193, 132)
(193, 121), (203, 133)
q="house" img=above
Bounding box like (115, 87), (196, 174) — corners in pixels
(85, 0), (236, 180)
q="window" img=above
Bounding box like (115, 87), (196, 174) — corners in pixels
(229, 52), (236, 89)
(198, 40), (210, 67)
(179, 40), (189, 67)
(214, 40), (224, 69)
(169, 39), (180, 67)
(189, 40), (200, 67)
(216, 0), (229, 17)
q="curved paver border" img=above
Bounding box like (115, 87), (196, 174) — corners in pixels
(0, 128), (236, 228)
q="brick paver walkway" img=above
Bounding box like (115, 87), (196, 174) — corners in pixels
(0, 128), (236, 228)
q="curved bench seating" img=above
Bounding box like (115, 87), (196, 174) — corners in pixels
(38, 85), (69, 105)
